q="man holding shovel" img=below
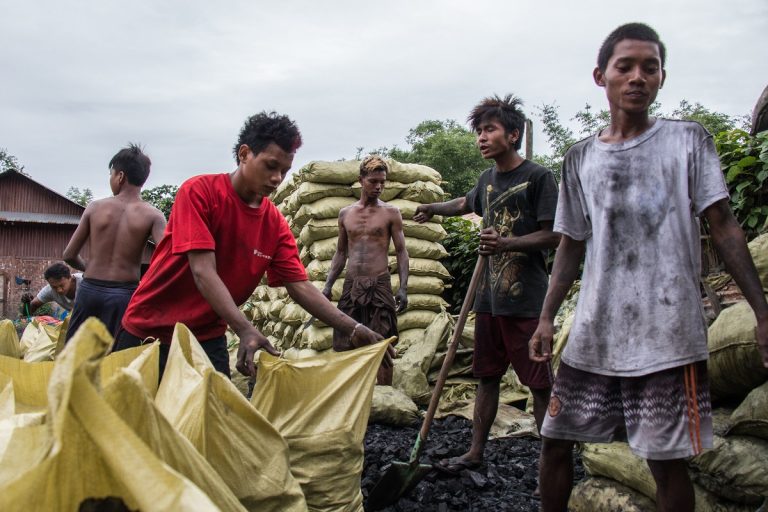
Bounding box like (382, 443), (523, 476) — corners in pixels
(414, 95), (560, 479)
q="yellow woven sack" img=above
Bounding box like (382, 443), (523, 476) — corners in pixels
(729, 380), (768, 439)
(398, 180), (445, 204)
(387, 161), (442, 185)
(389, 199), (443, 223)
(102, 369), (247, 511)
(394, 311), (452, 405)
(402, 220), (447, 242)
(252, 340), (391, 512)
(569, 477), (656, 512)
(299, 218), (340, 247)
(0, 320), (20, 359)
(397, 309), (438, 331)
(19, 319), (64, 362)
(0, 337), (158, 417)
(0, 318), (220, 511)
(294, 197), (356, 226)
(297, 160), (361, 185)
(748, 233), (768, 292)
(707, 300), (768, 401)
(155, 323), (307, 511)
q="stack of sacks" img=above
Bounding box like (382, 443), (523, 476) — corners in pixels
(246, 159), (452, 358)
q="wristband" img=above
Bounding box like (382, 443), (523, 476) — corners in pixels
(350, 322), (363, 340)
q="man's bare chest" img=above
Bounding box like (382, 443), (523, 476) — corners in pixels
(344, 215), (390, 239)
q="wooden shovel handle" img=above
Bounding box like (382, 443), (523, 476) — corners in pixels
(419, 256), (487, 441)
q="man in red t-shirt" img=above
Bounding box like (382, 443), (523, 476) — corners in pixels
(116, 112), (391, 377)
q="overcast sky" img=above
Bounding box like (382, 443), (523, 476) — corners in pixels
(1, 0), (766, 199)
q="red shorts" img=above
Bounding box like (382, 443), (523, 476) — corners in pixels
(472, 313), (550, 389)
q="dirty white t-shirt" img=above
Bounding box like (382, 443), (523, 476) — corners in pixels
(555, 119), (728, 376)
(36, 273), (83, 311)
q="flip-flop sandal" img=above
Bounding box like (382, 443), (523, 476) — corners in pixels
(434, 457), (483, 476)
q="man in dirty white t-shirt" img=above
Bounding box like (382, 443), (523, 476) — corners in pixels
(528, 23), (768, 512)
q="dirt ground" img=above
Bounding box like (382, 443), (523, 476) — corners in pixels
(362, 416), (585, 512)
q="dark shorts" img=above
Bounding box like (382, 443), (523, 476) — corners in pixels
(66, 278), (138, 342)
(541, 361), (713, 460)
(472, 313), (550, 389)
(113, 327), (230, 380)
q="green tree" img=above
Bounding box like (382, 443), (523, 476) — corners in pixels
(142, 184), (179, 219)
(440, 217), (480, 313)
(671, 100), (738, 136)
(714, 129), (768, 235)
(0, 147), (27, 175)
(66, 186), (93, 206)
(391, 120), (487, 199)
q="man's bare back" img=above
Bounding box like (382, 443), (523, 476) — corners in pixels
(64, 145), (166, 283)
(64, 196), (165, 282)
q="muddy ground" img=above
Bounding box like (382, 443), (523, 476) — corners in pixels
(362, 416), (585, 512)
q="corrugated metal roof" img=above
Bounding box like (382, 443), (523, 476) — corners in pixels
(0, 169), (86, 211)
(0, 211), (81, 225)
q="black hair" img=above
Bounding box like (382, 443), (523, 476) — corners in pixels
(597, 23), (666, 72)
(44, 262), (71, 280)
(467, 94), (526, 150)
(359, 155), (389, 178)
(233, 111), (303, 163)
(109, 143), (151, 186)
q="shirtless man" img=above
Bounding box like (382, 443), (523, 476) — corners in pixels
(62, 143), (166, 341)
(323, 155), (409, 385)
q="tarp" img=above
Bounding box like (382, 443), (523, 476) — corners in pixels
(252, 339), (390, 512)
(435, 400), (538, 439)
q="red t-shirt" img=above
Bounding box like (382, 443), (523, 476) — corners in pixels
(122, 173), (307, 343)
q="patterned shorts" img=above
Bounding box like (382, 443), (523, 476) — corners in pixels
(540, 361), (712, 460)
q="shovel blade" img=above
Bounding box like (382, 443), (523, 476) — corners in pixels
(366, 460), (432, 510)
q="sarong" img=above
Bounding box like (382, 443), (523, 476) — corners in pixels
(333, 272), (398, 384)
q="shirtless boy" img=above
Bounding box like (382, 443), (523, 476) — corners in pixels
(63, 144), (166, 341)
(323, 155), (409, 385)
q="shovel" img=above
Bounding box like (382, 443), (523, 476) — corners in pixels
(367, 256), (487, 510)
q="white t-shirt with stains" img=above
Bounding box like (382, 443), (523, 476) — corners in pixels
(555, 119), (728, 376)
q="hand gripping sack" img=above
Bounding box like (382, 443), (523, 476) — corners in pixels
(0, 318), (220, 511)
(155, 323), (307, 512)
(251, 340), (391, 512)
